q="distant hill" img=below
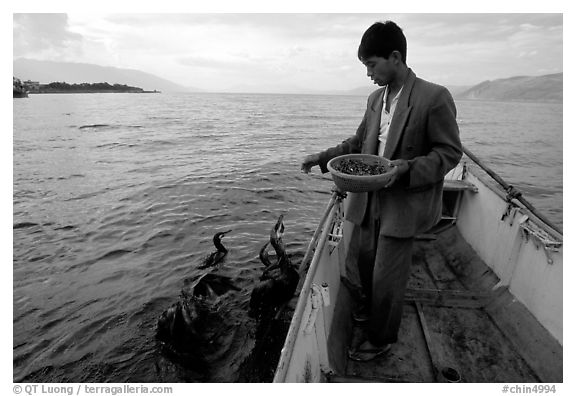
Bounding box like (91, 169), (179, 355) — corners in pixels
(13, 58), (195, 93)
(455, 73), (562, 103)
(343, 73), (562, 103)
(445, 85), (473, 97)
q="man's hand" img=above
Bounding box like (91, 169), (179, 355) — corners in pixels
(301, 153), (321, 174)
(384, 159), (410, 188)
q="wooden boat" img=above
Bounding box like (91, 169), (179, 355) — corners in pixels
(273, 147), (562, 383)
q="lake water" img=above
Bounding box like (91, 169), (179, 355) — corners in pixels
(12, 92), (562, 382)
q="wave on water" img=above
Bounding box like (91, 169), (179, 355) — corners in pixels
(78, 124), (144, 130)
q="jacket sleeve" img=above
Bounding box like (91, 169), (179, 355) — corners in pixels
(317, 109), (367, 173)
(406, 87), (463, 188)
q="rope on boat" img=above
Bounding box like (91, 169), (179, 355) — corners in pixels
(462, 146), (562, 237)
(297, 187), (346, 278)
(517, 214), (563, 265)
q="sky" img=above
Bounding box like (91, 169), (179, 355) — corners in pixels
(12, 11), (563, 93)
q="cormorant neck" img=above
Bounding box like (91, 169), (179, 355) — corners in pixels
(213, 236), (227, 252)
(270, 237), (290, 272)
(259, 243), (272, 267)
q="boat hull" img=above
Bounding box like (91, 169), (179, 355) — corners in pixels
(456, 165), (562, 344)
(274, 159), (562, 383)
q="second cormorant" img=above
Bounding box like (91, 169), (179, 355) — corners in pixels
(198, 230), (232, 269)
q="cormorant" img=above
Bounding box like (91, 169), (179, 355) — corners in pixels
(249, 215), (300, 318)
(156, 272), (241, 360)
(198, 230), (232, 269)
(156, 229), (240, 360)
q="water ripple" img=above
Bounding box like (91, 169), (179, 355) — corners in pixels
(12, 92), (562, 382)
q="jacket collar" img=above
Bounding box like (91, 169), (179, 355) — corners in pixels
(364, 68), (416, 158)
(370, 68), (416, 113)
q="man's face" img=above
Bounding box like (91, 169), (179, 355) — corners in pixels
(361, 55), (395, 86)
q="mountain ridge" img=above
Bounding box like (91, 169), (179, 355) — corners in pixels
(454, 73), (562, 103)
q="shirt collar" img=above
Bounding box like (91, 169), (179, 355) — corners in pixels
(383, 85), (404, 106)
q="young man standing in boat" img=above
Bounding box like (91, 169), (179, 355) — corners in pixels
(301, 21), (462, 361)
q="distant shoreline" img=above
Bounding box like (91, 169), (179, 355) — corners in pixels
(31, 90), (160, 94)
(21, 81), (161, 95)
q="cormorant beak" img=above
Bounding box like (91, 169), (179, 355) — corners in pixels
(221, 230), (232, 238)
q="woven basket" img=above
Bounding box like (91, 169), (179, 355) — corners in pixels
(327, 154), (394, 193)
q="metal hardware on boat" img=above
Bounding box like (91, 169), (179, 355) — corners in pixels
(505, 185), (522, 202)
(501, 204), (519, 225)
(320, 282), (330, 307)
(327, 206), (344, 248)
(519, 215), (531, 243)
(501, 206), (561, 265)
(303, 284), (331, 334)
(331, 186), (348, 200)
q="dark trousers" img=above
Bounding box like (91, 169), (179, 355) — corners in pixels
(346, 216), (414, 346)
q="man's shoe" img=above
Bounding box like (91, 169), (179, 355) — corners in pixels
(348, 343), (392, 362)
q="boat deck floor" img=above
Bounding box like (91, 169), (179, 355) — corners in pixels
(330, 226), (562, 383)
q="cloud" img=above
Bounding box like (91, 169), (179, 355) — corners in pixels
(13, 13), (84, 59)
(178, 54), (267, 70)
(100, 13), (368, 39)
(12, 13), (563, 91)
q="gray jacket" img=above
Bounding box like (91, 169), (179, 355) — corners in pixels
(318, 69), (463, 237)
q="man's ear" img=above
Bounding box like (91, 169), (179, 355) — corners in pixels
(390, 50), (402, 65)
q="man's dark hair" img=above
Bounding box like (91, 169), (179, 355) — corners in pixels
(358, 21), (407, 64)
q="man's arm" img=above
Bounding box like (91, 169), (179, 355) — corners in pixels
(316, 113), (367, 173)
(301, 111), (368, 174)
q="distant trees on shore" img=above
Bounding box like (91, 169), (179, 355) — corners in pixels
(40, 81), (147, 93)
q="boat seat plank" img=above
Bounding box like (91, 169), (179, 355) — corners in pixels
(443, 179), (478, 192)
(415, 301), (445, 382)
(404, 288), (491, 309)
(411, 241), (466, 291)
